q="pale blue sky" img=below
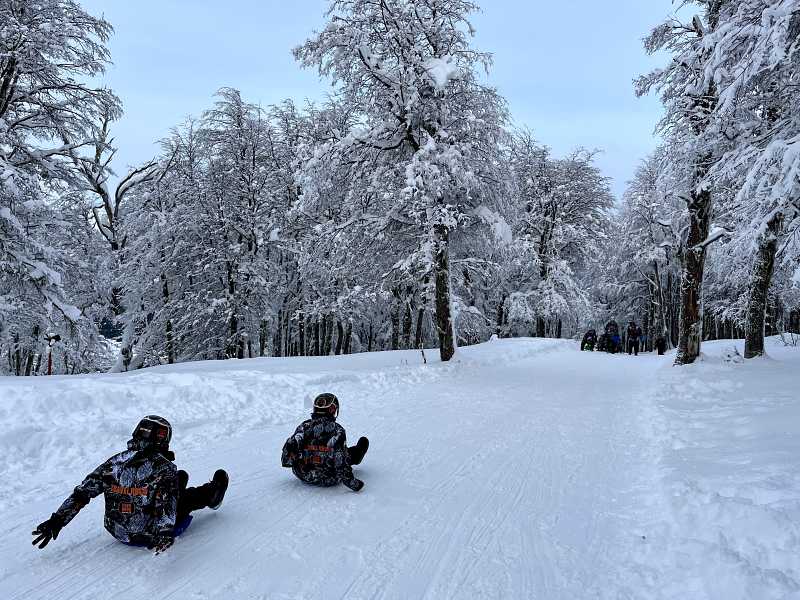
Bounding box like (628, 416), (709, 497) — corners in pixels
(81, 0), (675, 198)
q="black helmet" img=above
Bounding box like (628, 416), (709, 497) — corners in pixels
(132, 415), (172, 448)
(312, 393), (339, 419)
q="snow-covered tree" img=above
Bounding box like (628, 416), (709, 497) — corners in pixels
(611, 148), (685, 348)
(115, 90), (311, 369)
(699, 0), (800, 357)
(637, 1), (726, 365)
(295, 0), (508, 361)
(0, 0), (119, 373)
(639, 1), (800, 361)
(502, 132), (614, 338)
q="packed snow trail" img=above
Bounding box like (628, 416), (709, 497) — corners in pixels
(0, 340), (686, 598)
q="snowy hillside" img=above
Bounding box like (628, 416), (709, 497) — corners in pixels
(2, 338), (799, 599)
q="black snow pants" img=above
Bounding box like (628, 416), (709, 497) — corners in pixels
(627, 339), (640, 356)
(176, 470), (219, 523)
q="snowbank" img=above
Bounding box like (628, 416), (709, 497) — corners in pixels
(0, 338), (570, 512)
(636, 337), (800, 599)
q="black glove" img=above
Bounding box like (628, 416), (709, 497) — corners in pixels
(32, 515), (64, 549)
(148, 534), (175, 555)
(346, 478), (365, 492)
(282, 439), (298, 468)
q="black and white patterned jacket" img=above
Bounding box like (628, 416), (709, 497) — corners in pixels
(52, 439), (178, 544)
(281, 415), (362, 491)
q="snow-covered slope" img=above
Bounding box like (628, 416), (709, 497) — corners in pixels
(635, 338), (800, 600)
(1, 337), (798, 599)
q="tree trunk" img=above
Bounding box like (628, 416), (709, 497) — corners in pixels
(13, 332), (20, 375)
(645, 285), (655, 350)
(258, 319), (268, 357)
(344, 321), (353, 354)
(160, 267), (175, 364)
(298, 309), (306, 356)
(433, 224), (455, 361)
(164, 320), (175, 364)
(23, 325), (40, 376)
(415, 278), (429, 349)
(259, 320), (268, 356)
(672, 290), (679, 346)
(23, 349), (35, 376)
(536, 317), (546, 338)
(225, 261), (239, 359)
(744, 213), (783, 358)
(285, 316), (292, 357)
(414, 307), (425, 349)
(496, 295), (506, 338)
(652, 262), (669, 346)
(675, 21), (720, 363)
(323, 314), (334, 356)
(335, 320), (344, 356)
(402, 292), (413, 350)
(273, 310), (283, 357)
(390, 288), (401, 351)
(675, 184), (712, 365)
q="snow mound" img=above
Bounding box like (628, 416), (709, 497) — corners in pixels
(634, 337), (800, 599)
(0, 339), (568, 512)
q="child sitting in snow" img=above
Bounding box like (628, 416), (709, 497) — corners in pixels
(31, 415), (229, 554)
(281, 393), (369, 492)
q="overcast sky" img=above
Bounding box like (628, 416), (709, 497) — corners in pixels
(80, 0), (676, 199)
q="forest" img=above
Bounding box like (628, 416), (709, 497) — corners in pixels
(1, 0), (798, 375)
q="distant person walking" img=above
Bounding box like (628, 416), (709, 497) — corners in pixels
(655, 335), (667, 356)
(604, 321), (621, 354)
(626, 322), (641, 356)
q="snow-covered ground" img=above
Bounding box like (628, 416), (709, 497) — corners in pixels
(635, 337), (800, 600)
(1, 337), (798, 599)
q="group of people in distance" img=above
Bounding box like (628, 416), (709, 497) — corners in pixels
(580, 320), (667, 356)
(31, 394), (368, 554)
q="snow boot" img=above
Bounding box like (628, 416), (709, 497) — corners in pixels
(349, 437), (369, 466)
(208, 470), (229, 510)
(178, 469), (189, 491)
